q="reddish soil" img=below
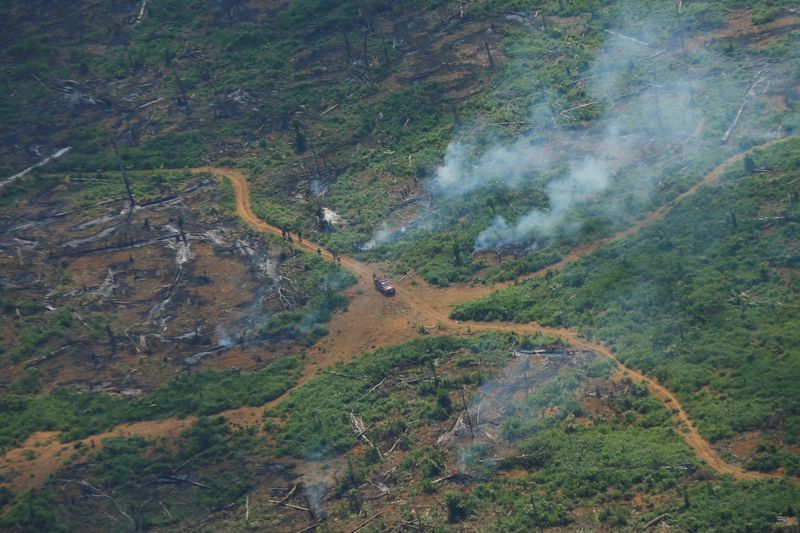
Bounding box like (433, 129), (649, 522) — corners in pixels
(685, 12), (800, 53)
(2, 136), (798, 494)
(181, 138), (800, 484)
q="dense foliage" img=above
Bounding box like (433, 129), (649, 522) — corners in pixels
(0, 357), (300, 450)
(265, 334), (514, 458)
(453, 139), (800, 469)
(1, 417), (257, 532)
(1, 0), (799, 531)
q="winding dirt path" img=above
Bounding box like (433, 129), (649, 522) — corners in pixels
(194, 141), (797, 482)
(2, 139), (795, 493)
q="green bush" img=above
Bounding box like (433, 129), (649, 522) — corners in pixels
(267, 334), (514, 458)
(451, 138), (800, 461)
(0, 357), (301, 450)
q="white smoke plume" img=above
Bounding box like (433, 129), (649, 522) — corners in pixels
(434, 137), (551, 197)
(359, 221), (394, 250)
(433, 13), (708, 252)
(475, 155), (612, 250)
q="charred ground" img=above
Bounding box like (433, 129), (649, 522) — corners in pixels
(1, 0), (799, 532)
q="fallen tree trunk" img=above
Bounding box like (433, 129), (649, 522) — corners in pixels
(0, 147), (72, 190)
(58, 233), (181, 256)
(643, 513), (670, 529)
(560, 101), (598, 115)
(267, 500), (310, 512)
(349, 512), (382, 533)
(721, 69), (767, 144)
(603, 29), (650, 47)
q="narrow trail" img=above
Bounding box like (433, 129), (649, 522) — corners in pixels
(170, 140), (800, 482)
(2, 138), (795, 493)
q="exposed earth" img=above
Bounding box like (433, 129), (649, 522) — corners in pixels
(3, 136), (795, 496)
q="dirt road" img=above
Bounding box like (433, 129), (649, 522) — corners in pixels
(198, 139), (793, 481)
(2, 138), (794, 492)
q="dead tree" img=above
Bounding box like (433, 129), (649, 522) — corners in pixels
(528, 494), (545, 533)
(721, 69), (767, 144)
(342, 29), (352, 65)
(382, 35), (390, 66)
(169, 60), (193, 120)
(460, 388), (474, 439)
(484, 41), (495, 69)
(428, 359), (440, 386)
(106, 324), (116, 355)
(452, 240), (462, 266)
(112, 142), (136, 211)
(362, 25), (369, 66)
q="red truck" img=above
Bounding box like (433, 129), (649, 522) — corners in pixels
(373, 274), (396, 296)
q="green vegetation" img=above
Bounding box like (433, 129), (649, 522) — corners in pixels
(353, 0), (794, 286)
(675, 479), (800, 532)
(453, 139), (800, 468)
(0, 357), (300, 450)
(1, 417), (258, 532)
(74, 169), (194, 206)
(252, 253), (356, 344)
(1, 491), (68, 533)
(267, 332), (800, 531)
(6, 307), (73, 363)
(265, 333), (516, 458)
(1, 0), (799, 530)
(509, 425), (693, 497)
(460, 423), (695, 530)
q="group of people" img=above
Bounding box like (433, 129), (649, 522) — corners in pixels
(325, 247), (342, 265)
(279, 227), (302, 243)
(280, 226), (341, 265)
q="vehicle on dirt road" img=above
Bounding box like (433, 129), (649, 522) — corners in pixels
(373, 274), (396, 296)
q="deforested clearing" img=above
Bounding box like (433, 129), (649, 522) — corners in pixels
(1, 1), (799, 531)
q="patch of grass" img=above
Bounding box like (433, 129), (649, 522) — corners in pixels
(508, 424), (694, 498)
(674, 479), (800, 532)
(0, 357), (301, 450)
(2, 417), (257, 532)
(251, 253), (356, 344)
(7, 307), (73, 364)
(265, 333), (516, 458)
(74, 169), (194, 206)
(452, 139), (800, 459)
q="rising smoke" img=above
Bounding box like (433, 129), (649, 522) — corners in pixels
(431, 12), (707, 252)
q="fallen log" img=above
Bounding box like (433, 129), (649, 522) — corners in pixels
(25, 345), (71, 366)
(643, 513), (670, 529)
(721, 69), (767, 143)
(385, 436), (402, 455)
(323, 370), (362, 380)
(184, 345), (226, 366)
(155, 476), (211, 489)
(603, 29), (650, 47)
(560, 101), (598, 115)
(53, 479), (134, 526)
(58, 233), (181, 256)
(320, 103), (340, 116)
(349, 512), (382, 533)
(159, 500), (173, 518)
(296, 521), (323, 533)
(489, 121), (537, 127)
(568, 75), (597, 86)
(366, 377), (387, 395)
(134, 0), (147, 24)
(138, 96), (164, 109)
(137, 181), (209, 207)
(267, 500), (310, 512)
(0, 147), (72, 190)
(275, 484), (297, 504)
(53, 197), (127, 217)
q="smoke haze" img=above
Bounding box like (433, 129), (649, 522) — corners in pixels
(432, 12), (709, 251)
